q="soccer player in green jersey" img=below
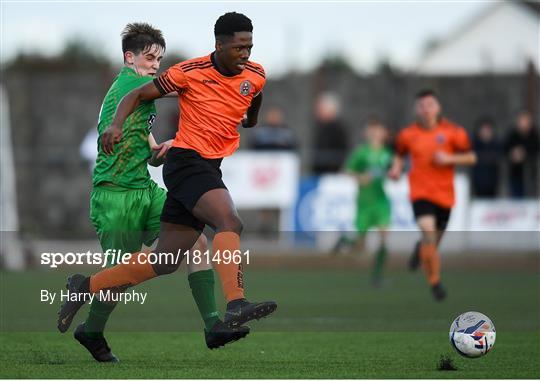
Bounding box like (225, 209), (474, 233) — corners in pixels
(69, 23), (248, 362)
(338, 116), (392, 286)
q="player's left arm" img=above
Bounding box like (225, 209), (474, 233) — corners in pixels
(242, 92), (263, 128)
(162, 92), (178, 98)
(434, 127), (477, 166)
(147, 133), (173, 167)
(440, 151), (477, 166)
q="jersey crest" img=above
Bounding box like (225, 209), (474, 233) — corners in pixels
(436, 133), (446, 144)
(240, 80), (252, 96)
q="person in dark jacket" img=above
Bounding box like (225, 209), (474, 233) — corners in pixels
(250, 106), (297, 151)
(504, 111), (539, 198)
(472, 117), (501, 198)
(312, 92), (349, 174)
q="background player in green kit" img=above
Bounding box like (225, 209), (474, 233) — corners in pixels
(69, 23), (248, 363)
(337, 117), (392, 286)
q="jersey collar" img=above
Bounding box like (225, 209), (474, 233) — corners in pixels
(210, 52), (239, 78)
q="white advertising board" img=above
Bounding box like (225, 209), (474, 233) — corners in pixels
(149, 151), (300, 209)
(466, 200), (540, 252)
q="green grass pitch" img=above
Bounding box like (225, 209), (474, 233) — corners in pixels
(1, 265), (539, 378)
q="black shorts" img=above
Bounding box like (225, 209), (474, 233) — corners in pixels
(412, 199), (452, 231)
(160, 147), (227, 231)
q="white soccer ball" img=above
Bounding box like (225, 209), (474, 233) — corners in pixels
(449, 311), (496, 358)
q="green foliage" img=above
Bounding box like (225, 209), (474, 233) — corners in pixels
(318, 53), (355, 74)
(375, 56), (399, 76)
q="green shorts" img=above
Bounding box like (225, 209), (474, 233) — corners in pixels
(90, 181), (166, 262)
(355, 200), (391, 233)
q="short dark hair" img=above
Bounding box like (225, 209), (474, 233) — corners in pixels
(121, 23), (165, 56)
(214, 12), (253, 40)
(475, 116), (495, 128)
(365, 114), (384, 127)
(415, 88), (438, 99)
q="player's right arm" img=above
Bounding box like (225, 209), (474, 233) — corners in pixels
(388, 129), (408, 180)
(388, 155), (404, 180)
(345, 147), (372, 185)
(101, 82), (164, 154)
(347, 171), (373, 185)
(102, 64), (188, 154)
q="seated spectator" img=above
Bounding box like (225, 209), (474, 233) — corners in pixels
(249, 106), (297, 151)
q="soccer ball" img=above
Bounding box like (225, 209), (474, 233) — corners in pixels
(449, 311), (496, 358)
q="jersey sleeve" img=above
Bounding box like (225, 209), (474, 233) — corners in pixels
(246, 63), (266, 96)
(255, 68), (266, 96)
(154, 64), (189, 95)
(395, 129), (410, 156)
(452, 126), (472, 152)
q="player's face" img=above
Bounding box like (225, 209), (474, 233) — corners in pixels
(126, 44), (164, 77)
(516, 112), (532, 133)
(479, 124), (494, 142)
(216, 32), (253, 75)
(366, 124), (386, 145)
(415, 95), (441, 127)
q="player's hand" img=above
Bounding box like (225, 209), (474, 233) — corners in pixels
(357, 173), (372, 185)
(152, 139), (173, 159)
(101, 125), (123, 155)
(241, 113), (254, 128)
(433, 151), (454, 166)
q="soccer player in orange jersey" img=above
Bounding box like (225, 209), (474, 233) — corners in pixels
(58, 12), (276, 334)
(388, 89), (476, 301)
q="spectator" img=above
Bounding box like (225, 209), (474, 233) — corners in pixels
(249, 106), (297, 151)
(504, 110), (539, 198)
(312, 92), (348, 174)
(248, 106), (297, 236)
(471, 117), (501, 198)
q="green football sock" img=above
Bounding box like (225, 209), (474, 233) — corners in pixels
(372, 245), (387, 281)
(188, 269), (220, 331)
(84, 299), (117, 339)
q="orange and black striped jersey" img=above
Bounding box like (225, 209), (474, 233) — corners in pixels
(154, 53), (266, 159)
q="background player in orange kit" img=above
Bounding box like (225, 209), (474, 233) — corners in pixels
(58, 12), (277, 335)
(388, 89), (476, 301)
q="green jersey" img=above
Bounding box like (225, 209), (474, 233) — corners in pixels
(92, 67), (157, 188)
(346, 144), (392, 205)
